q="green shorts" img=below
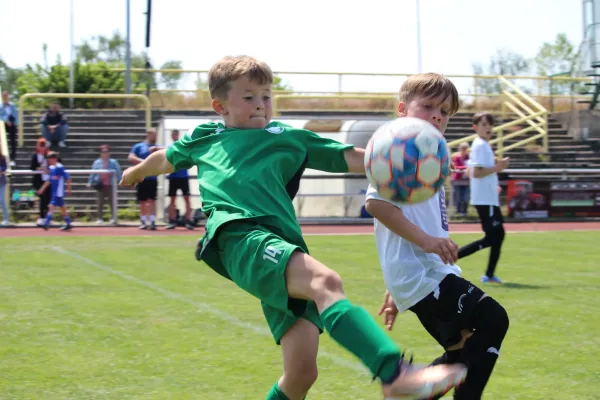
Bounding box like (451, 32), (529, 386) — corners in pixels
(212, 221), (323, 344)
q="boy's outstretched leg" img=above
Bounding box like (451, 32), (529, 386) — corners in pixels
(453, 296), (509, 399)
(267, 318), (319, 400)
(285, 252), (467, 398)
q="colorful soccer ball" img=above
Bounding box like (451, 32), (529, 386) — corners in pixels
(364, 117), (450, 204)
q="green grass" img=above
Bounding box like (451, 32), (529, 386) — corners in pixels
(1, 231), (599, 399)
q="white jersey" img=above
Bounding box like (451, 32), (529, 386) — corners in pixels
(469, 136), (499, 206)
(366, 185), (462, 312)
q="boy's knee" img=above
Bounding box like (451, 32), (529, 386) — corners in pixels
(313, 268), (343, 295)
(283, 363), (318, 394)
(474, 297), (509, 338)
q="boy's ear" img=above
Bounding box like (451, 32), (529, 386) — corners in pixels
(397, 101), (407, 117)
(472, 124), (478, 132)
(211, 98), (227, 116)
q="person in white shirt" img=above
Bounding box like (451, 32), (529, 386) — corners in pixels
(365, 74), (509, 400)
(457, 113), (510, 284)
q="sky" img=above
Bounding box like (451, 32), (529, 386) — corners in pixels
(1, 0), (584, 95)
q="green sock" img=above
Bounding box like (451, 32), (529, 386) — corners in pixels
(266, 382), (290, 400)
(320, 299), (401, 382)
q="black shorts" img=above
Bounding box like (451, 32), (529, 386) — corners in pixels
(409, 274), (486, 349)
(475, 205), (504, 232)
(168, 178), (190, 197)
(136, 179), (158, 201)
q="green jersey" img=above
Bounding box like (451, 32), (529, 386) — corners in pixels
(166, 120), (353, 267)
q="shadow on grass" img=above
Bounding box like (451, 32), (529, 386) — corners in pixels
(496, 282), (547, 290)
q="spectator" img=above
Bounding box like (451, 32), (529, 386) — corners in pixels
(30, 138), (50, 226)
(451, 142), (470, 216)
(128, 128), (159, 230)
(88, 145), (122, 225)
(166, 129), (193, 230)
(40, 103), (69, 148)
(0, 143), (8, 225)
(0, 90), (18, 167)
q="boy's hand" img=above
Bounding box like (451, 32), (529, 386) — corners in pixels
(378, 291), (398, 331)
(120, 166), (144, 187)
(421, 237), (459, 264)
(496, 157), (510, 172)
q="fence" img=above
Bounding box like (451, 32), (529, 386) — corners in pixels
(6, 169), (119, 223)
(293, 168), (600, 223)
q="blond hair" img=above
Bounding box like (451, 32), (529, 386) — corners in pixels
(399, 73), (460, 116)
(208, 55), (273, 99)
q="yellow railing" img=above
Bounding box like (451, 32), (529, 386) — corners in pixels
(448, 77), (548, 158)
(18, 93), (152, 147)
(113, 68), (590, 109)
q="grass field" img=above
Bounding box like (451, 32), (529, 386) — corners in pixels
(1, 231), (599, 399)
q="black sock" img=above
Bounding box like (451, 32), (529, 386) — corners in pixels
(485, 231), (505, 278)
(454, 298), (509, 400)
(458, 239), (488, 259)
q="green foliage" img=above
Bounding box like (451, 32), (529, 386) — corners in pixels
(535, 33), (581, 95)
(472, 49), (531, 94)
(12, 31), (183, 108)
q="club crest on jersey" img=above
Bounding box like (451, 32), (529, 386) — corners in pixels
(266, 126), (284, 135)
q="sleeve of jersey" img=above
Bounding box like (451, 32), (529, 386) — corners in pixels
(469, 143), (484, 167)
(165, 128), (198, 171)
(302, 129), (354, 172)
(365, 183), (399, 207)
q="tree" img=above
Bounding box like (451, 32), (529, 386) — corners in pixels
(472, 49), (531, 94)
(159, 60), (183, 90)
(0, 58), (24, 100)
(534, 33), (580, 94)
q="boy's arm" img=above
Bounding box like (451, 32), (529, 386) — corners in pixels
(66, 178), (72, 196)
(37, 181), (50, 194)
(470, 145), (509, 178)
(365, 198), (458, 264)
(121, 149), (174, 186)
(343, 148), (366, 173)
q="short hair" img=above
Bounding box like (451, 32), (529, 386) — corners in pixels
(47, 151), (59, 159)
(472, 112), (495, 126)
(459, 142), (469, 149)
(399, 73), (460, 116)
(147, 128), (157, 135)
(208, 55), (273, 100)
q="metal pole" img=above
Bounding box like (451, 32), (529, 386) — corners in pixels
(416, 0), (423, 72)
(112, 171), (118, 224)
(125, 0), (132, 95)
(69, 0), (75, 108)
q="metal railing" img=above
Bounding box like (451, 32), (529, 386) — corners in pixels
(18, 93), (152, 147)
(448, 77), (549, 158)
(7, 169), (119, 223)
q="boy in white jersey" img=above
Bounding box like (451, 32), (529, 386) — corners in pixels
(365, 73), (509, 399)
(457, 112), (509, 284)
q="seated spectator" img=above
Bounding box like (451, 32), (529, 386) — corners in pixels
(0, 90), (18, 167)
(87, 145), (122, 225)
(40, 103), (69, 148)
(451, 142), (470, 216)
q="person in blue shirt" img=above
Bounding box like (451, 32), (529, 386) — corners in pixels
(128, 128), (159, 230)
(37, 152), (72, 231)
(166, 129), (194, 230)
(0, 90), (18, 167)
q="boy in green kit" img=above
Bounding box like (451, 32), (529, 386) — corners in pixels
(120, 55), (466, 400)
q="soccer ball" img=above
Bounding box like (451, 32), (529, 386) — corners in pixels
(364, 117), (450, 204)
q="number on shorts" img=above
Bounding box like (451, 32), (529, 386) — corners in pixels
(263, 245), (283, 264)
